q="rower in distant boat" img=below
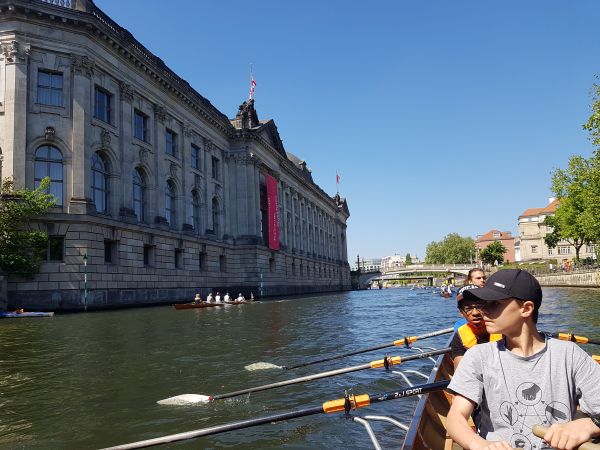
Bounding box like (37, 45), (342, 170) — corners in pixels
(206, 292), (214, 303)
(223, 292), (231, 302)
(194, 293), (203, 304)
(215, 292), (222, 303)
(250, 292), (254, 301)
(236, 293), (245, 302)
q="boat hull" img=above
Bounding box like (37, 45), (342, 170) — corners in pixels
(172, 303), (226, 310)
(0, 311), (54, 318)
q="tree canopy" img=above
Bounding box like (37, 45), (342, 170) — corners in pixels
(0, 177), (56, 277)
(405, 253), (412, 265)
(479, 241), (507, 265)
(425, 233), (475, 264)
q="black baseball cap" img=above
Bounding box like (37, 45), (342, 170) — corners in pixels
(456, 284), (479, 302)
(462, 269), (542, 307)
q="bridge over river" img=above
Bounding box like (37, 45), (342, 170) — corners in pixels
(351, 264), (475, 289)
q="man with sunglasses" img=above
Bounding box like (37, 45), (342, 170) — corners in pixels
(447, 269), (600, 450)
(451, 284), (503, 369)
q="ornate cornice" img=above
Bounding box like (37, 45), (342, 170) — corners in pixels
(1, 40), (30, 64)
(118, 81), (134, 103)
(153, 104), (166, 123)
(70, 53), (95, 77)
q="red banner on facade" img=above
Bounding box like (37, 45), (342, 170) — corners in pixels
(266, 175), (280, 250)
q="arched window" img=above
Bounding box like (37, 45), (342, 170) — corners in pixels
(191, 191), (201, 232)
(133, 168), (144, 222)
(34, 145), (63, 206)
(212, 196), (220, 237)
(91, 152), (108, 213)
(165, 180), (176, 225)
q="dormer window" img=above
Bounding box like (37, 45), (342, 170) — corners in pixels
(493, 232), (501, 238)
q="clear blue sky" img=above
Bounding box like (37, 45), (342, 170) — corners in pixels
(99, 0), (600, 262)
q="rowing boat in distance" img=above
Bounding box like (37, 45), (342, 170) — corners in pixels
(173, 300), (256, 310)
(172, 302), (226, 310)
(0, 311), (54, 318)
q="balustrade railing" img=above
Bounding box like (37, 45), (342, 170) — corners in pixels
(37, 0), (75, 8)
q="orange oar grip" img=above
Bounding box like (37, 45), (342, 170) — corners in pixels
(322, 394), (370, 413)
(393, 336), (418, 346)
(557, 333), (589, 344)
(370, 356), (401, 369)
(593, 355), (599, 364)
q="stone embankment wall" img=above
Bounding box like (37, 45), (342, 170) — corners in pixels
(0, 275), (7, 311)
(535, 270), (600, 287)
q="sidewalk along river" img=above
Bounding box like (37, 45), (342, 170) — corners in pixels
(0, 287), (597, 449)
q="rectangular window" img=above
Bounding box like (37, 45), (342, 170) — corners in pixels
(165, 129), (177, 157)
(548, 247), (553, 255)
(191, 144), (200, 170)
(558, 246), (571, 255)
(134, 110), (148, 142)
(175, 248), (184, 269)
(586, 245), (597, 254)
(37, 70), (63, 106)
(94, 87), (112, 123)
(219, 254), (226, 272)
(143, 245), (154, 267)
(104, 240), (118, 264)
(212, 156), (220, 180)
(47, 237), (64, 261)
(199, 252), (206, 271)
(531, 245), (538, 254)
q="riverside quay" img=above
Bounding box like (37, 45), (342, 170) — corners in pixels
(0, 0), (351, 311)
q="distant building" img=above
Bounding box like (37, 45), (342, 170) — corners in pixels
(476, 230), (516, 263)
(517, 198), (597, 262)
(379, 254), (420, 272)
(353, 258), (382, 272)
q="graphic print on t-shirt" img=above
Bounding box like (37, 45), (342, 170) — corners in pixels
(498, 382), (570, 450)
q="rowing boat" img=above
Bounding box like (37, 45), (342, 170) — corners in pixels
(402, 335), (457, 449)
(172, 302), (226, 310)
(0, 311), (54, 318)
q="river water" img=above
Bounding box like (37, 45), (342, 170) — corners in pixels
(0, 287), (598, 450)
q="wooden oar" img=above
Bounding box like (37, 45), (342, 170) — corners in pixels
(548, 332), (600, 345)
(593, 355), (599, 364)
(104, 380), (450, 449)
(157, 347), (451, 405)
(532, 424), (600, 450)
(282, 327), (454, 370)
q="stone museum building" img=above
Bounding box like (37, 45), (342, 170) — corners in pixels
(0, 0), (351, 310)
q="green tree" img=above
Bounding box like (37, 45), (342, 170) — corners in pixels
(424, 233), (475, 264)
(544, 155), (595, 261)
(405, 253), (412, 265)
(0, 177), (56, 277)
(479, 241), (507, 265)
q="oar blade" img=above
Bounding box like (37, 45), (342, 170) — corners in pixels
(244, 362), (283, 371)
(157, 394), (212, 405)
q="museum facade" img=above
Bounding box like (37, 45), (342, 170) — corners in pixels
(0, 0), (351, 310)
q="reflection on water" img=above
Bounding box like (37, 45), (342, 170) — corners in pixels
(0, 287), (597, 449)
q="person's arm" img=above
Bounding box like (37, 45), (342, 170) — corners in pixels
(447, 395), (513, 449)
(453, 355), (463, 369)
(542, 418), (600, 450)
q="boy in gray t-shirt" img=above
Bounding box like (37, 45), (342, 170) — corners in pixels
(446, 269), (600, 450)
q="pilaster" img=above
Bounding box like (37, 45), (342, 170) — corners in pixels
(68, 54), (95, 213)
(1, 40), (30, 188)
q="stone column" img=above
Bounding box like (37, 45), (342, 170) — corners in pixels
(1, 40), (29, 188)
(69, 54), (95, 213)
(181, 123), (193, 230)
(118, 81), (135, 220)
(152, 104), (167, 226)
(247, 160), (258, 237)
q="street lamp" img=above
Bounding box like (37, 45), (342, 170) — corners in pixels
(83, 253), (88, 311)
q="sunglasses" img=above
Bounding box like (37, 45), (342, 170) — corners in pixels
(461, 300), (507, 314)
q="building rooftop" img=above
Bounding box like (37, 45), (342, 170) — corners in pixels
(519, 199), (558, 218)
